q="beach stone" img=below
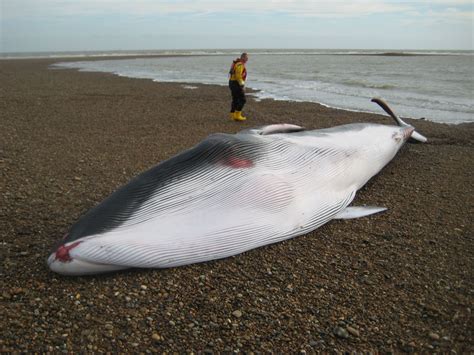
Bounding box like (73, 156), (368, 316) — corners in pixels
(429, 332), (440, 340)
(347, 326), (360, 337)
(11, 287), (25, 295)
(151, 333), (162, 342)
(232, 310), (243, 318)
(333, 326), (349, 339)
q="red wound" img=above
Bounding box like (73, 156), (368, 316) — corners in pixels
(222, 156), (254, 169)
(55, 241), (82, 262)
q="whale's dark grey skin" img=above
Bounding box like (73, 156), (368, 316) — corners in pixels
(48, 99), (426, 275)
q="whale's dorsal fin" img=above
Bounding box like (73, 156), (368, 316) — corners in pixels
(334, 206), (387, 219)
(240, 124), (305, 136)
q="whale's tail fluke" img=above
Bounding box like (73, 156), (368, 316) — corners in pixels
(371, 97), (427, 143)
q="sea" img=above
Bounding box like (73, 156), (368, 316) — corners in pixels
(4, 49), (473, 124)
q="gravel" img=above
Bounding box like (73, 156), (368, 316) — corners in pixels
(1, 58), (473, 353)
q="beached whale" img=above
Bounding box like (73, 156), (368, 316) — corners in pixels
(47, 98), (426, 275)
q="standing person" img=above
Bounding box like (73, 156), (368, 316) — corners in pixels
(228, 52), (249, 121)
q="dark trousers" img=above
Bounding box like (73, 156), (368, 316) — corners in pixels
(229, 80), (246, 112)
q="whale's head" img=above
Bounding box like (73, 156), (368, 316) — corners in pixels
(361, 124), (415, 164)
(47, 234), (127, 275)
(314, 123), (419, 191)
(393, 125), (415, 144)
(377, 122), (414, 139)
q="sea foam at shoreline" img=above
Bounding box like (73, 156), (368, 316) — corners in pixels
(51, 49), (474, 124)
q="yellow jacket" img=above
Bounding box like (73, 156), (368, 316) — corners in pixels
(229, 60), (247, 86)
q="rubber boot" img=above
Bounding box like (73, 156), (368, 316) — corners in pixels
(234, 111), (247, 121)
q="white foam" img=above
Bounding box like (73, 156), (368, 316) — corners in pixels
(51, 51), (474, 124)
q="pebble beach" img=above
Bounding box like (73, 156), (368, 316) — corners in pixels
(1, 57), (473, 352)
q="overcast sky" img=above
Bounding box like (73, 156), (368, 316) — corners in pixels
(1, 0), (473, 52)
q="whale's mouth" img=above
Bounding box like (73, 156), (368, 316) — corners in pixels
(48, 240), (129, 275)
(54, 241), (82, 262)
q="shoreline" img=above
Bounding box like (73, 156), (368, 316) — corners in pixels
(1, 58), (473, 353)
(49, 54), (474, 126)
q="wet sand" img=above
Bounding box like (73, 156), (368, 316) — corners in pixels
(1, 58), (473, 352)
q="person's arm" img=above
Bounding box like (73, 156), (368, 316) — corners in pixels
(234, 63), (245, 87)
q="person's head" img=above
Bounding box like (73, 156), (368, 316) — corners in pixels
(240, 52), (248, 63)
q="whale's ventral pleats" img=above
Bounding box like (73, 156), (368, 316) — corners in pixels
(48, 100), (426, 275)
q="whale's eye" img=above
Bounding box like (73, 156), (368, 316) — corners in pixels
(392, 132), (402, 143)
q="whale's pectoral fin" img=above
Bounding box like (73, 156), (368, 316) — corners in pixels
(409, 131), (427, 143)
(259, 124), (305, 135)
(334, 206), (387, 219)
